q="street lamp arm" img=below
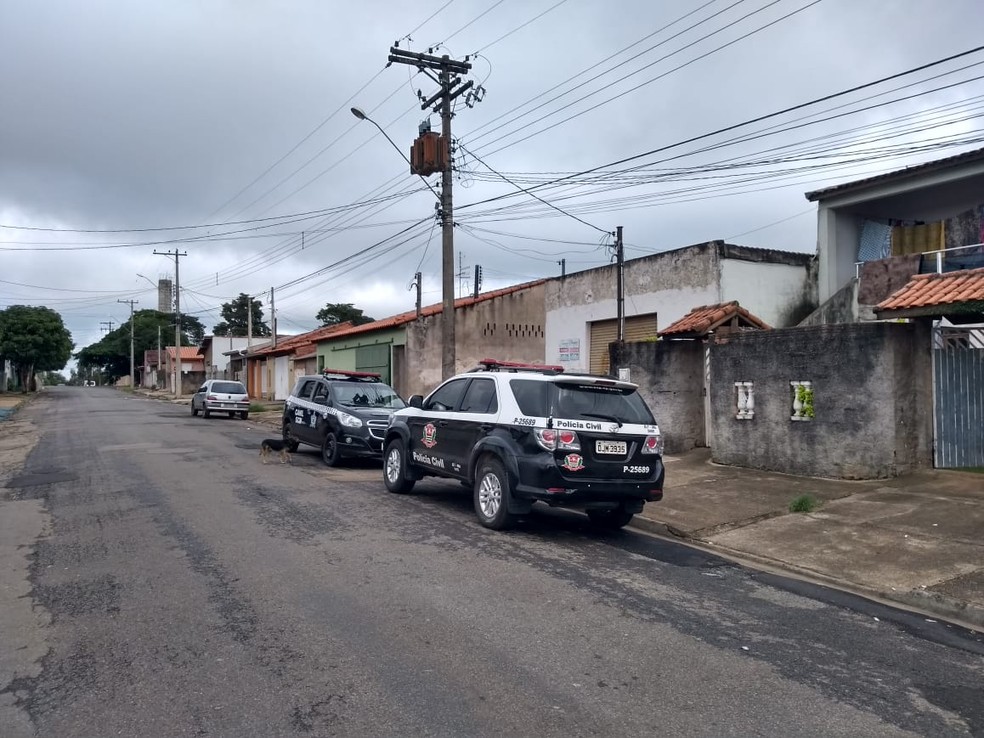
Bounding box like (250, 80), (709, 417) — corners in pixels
(351, 108), (442, 203)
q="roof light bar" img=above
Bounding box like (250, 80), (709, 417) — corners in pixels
(477, 358), (565, 374)
(321, 368), (381, 380)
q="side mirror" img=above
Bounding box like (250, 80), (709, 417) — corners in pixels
(408, 394), (424, 409)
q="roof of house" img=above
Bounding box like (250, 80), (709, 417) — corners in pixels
(317, 280), (547, 343)
(659, 301), (771, 338)
(875, 267), (984, 317)
(249, 322), (353, 358)
(805, 146), (984, 202)
(166, 346), (204, 360)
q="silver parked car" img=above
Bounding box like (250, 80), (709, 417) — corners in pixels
(191, 380), (250, 419)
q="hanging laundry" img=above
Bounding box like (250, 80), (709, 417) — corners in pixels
(892, 221), (945, 256)
(858, 219), (892, 262)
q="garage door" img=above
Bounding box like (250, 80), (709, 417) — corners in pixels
(589, 313), (658, 375)
(356, 344), (391, 383)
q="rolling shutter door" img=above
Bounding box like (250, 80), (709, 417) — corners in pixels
(589, 314), (658, 375)
(355, 344), (391, 383)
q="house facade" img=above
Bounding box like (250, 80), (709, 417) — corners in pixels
(805, 146), (984, 319)
(165, 346), (205, 394)
(317, 280), (547, 398)
(198, 335), (255, 380)
(545, 240), (815, 375)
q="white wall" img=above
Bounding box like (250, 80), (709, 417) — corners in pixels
(545, 286), (717, 372)
(719, 259), (812, 327)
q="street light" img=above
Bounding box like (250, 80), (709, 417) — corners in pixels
(350, 108), (440, 201)
(351, 105), (457, 379)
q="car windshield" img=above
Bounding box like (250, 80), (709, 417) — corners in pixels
(212, 381), (247, 394)
(331, 382), (406, 409)
(509, 379), (654, 425)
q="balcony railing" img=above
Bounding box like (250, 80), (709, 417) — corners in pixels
(855, 242), (984, 278)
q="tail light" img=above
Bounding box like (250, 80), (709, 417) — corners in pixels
(534, 428), (581, 452)
(207, 395), (218, 401)
(641, 434), (663, 455)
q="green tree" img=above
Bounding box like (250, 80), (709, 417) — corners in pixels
(0, 306), (74, 392)
(213, 294), (270, 337)
(316, 302), (374, 327)
(76, 310), (204, 381)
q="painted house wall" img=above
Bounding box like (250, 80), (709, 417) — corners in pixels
(718, 259), (816, 328)
(317, 327), (408, 378)
(545, 242), (813, 373)
(545, 244), (719, 373)
(405, 283), (547, 396)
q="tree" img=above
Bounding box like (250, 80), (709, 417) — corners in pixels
(316, 302), (375, 327)
(75, 310), (204, 382)
(213, 294), (270, 337)
(0, 306), (74, 392)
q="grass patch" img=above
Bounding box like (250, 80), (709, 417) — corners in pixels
(249, 402), (268, 412)
(789, 494), (818, 513)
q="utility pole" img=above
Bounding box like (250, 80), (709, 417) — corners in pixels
(410, 272), (422, 319)
(615, 226), (625, 343)
(457, 251), (468, 297)
(388, 46), (477, 380)
(157, 325), (162, 390)
(473, 264), (482, 298)
(117, 299), (138, 389)
(270, 288), (277, 348)
(558, 258), (566, 278)
(100, 320), (115, 333)
(154, 249), (187, 397)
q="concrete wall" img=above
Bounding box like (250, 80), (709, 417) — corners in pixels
(406, 283), (546, 396)
(709, 322), (933, 479)
(546, 243), (719, 372)
(610, 340), (706, 453)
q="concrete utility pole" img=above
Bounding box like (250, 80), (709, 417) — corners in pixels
(387, 47), (477, 380)
(558, 258), (566, 278)
(117, 299), (138, 389)
(157, 325), (162, 389)
(473, 264), (482, 298)
(270, 288), (277, 349)
(100, 320), (115, 333)
(410, 272), (422, 319)
(154, 249), (187, 397)
(615, 226), (625, 343)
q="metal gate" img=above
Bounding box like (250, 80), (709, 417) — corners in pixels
(933, 328), (984, 468)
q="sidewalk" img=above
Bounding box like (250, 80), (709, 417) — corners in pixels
(634, 449), (984, 629)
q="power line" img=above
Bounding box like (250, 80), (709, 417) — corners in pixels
(457, 141), (611, 234)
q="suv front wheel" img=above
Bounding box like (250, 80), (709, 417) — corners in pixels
(321, 431), (341, 467)
(383, 439), (415, 494)
(474, 457), (516, 531)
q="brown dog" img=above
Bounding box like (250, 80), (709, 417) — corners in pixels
(259, 438), (292, 464)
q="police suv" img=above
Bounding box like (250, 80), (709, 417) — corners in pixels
(282, 369), (406, 466)
(383, 359), (665, 530)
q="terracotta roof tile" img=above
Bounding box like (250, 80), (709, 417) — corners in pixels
(318, 279), (547, 342)
(876, 267), (984, 311)
(167, 347), (204, 360)
(659, 301), (770, 337)
(249, 323), (353, 357)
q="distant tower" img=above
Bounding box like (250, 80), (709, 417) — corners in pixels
(157, 278), (174, 313)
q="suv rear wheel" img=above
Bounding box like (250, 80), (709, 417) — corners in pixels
(474, 457), (516, 531)
(587, 508), (634, 530)
(383, 439), (415, 494)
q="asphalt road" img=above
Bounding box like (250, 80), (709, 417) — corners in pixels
(2, 387), (983, 737)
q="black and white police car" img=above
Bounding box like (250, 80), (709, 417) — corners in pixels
(282, 369), (406, 466)
(382, 359), (665, 531)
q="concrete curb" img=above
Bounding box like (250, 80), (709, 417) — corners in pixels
(628, 516), (984, 632)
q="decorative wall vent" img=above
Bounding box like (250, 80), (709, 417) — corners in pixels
(734, 381), (754, 420)
(790, 380), (815, 421)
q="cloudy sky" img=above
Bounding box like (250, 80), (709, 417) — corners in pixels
(2, 0), (983, 360)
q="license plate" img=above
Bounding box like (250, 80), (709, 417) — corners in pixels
(596, 440), (627, 455)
